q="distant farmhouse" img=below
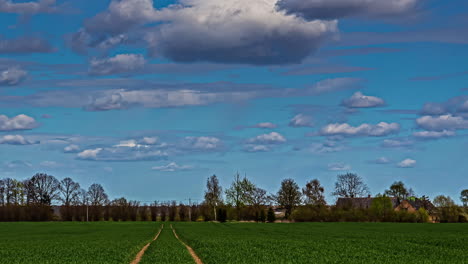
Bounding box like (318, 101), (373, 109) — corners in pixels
(336, 196), (436, 221)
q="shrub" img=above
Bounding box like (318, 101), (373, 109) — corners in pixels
(267, 207), (276, 223)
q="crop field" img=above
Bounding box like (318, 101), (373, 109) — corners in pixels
(0, 222), (467, 264)
(174, 222), (468, 264)
(0, 222), (158, 264)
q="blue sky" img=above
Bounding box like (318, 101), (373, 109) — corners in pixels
(0, 0), (467, 204)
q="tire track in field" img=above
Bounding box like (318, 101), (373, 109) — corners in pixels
(130, 224), (164, 264)
(170, 224), (203, 264)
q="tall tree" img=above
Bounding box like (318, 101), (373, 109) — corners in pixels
(302, 179), (326, 206)
(204, 175), (223, 220)
(251, 187), (269, 208)
(384, 181), (409, 200)
(0, 179), (5, 206)
(59, 178), (81, 206)
(276, 178), (302, 218)
(28, 173), (60, 205)
(332, 173), (370, 198)
(87, 184), (108, 206)
(225, 173), (255, 220)
(461, 189), (468, 207)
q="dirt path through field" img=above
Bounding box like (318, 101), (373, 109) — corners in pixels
(130, 224), (164, 264)
(170, 224), (203, 264)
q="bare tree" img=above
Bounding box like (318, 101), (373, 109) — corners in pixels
(0, 179), (5, 206)
(251, 187), (269, 208)
(204, 175), (223, 220)
(28, 173), (60, 205)
(276, 178), (302, 218)
(59, 178), (81, 206)
(303, 179), (326, 206)
(332, 173), (370, 198)
(87, 184), (108, 206)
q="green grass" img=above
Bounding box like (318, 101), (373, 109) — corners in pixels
(173, 222), (468, 264)
(139, 225), (194, 264)
(1, 222), (467, 264)
(0, 222), (159, 264)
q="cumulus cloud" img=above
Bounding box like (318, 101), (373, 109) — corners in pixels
(328, 162), (351, 171)
(276, 0), (420, 20)
(372, 157), (391, 164)
(0, 68), (27, 86)
(64, 144), (80, 153)
(0, 0), (59, 15)
(181, 136), (222, 151)
(0, 135), (37, 145)
(254, 122), (277, 129)
(0, 114), (38, 131)
(73, 0), (338, 65)
(247, 132), (286, 145)
(307, 77), (363, 95)
(243, 144), (272, 153)
(413, 130), (455, 140)
(420, 102), (447, 115)
(152, 162), (193, 172)
(416, 114), (468, 131)
(381, 138), (414, 148)
(341, 91), (385, 108)
(5, 78), (363, 111)
(289, 114), (313, 127)
(309, 140), (344, 154)
(77, 146), (167, 161)
(320, 122), (400, 137)
(89, 54), (146, 76)
(0, 36), (54, 54)
(84, 0), (158, 35)
(397, 158), (416, 168)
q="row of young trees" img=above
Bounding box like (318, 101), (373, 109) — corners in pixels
(202, 173), (468, 223)
(1, 172), (467, 222)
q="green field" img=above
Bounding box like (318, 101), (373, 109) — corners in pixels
(0, 222), (467, 264)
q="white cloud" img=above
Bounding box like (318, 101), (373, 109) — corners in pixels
(152, 162), (193, 172)
(0, 0), (59, 15)
(64, 144), (80, 153)
(243, 144), (271, 153)
(77, 0), (338, 65)
(0, 135), (37, 145)
(40, 161), (61, 168)
(77, 148), (102, 160)
(372, 157), (391, 164)
(381, 138), (414, 148)
(289, 114), (313, 127)
(397, 158), (416, 168)
(309, 140), (344, 154)
(0, 114), (38, 131)
(0, 68), (27, 86)
(89, 54), (146, 76)
(341, 91), (385, 108)
(182, 136), (222, 151)
(277, 0), (420, 20)
(413, 130), (455, 139)
(328, 162), (351, 171)
(247, 132), (286, 145)
(307, 77), (363, 95)
(141, 137), (158, 145)
(254, 122), (277, 129)
(320, 122), (400, 137)
(416, 114), (468, 131)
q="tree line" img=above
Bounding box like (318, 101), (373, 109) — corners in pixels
(0, 172), (467, 223)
